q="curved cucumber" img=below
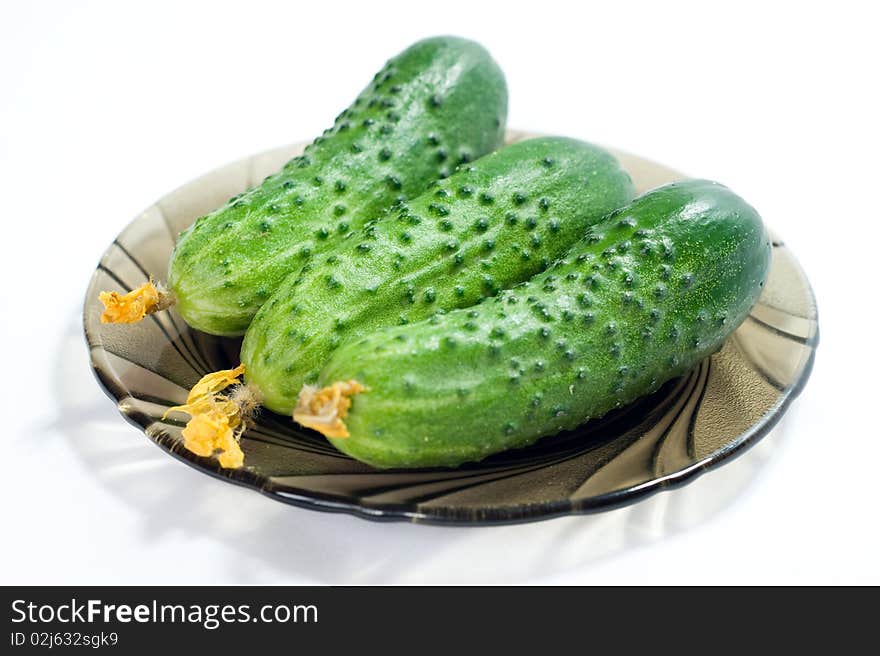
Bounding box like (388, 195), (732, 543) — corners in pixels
(168, 36), (507, 336)
(310, 180), (771, 468)
(242, 137), (636, 413)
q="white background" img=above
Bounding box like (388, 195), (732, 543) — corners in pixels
(1, 0), (877, 584)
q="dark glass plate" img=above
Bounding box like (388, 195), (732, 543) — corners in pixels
(83, 132), (818, 525)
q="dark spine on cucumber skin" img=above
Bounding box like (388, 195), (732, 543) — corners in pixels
(168, 36), (508, 336)
(241, 137), (635, 413)
(318, 179), (772, 469)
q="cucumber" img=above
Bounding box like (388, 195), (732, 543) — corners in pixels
(298, 180), (771, 468)
(167, 36), (508, 336)
(242, 137), (636, 413)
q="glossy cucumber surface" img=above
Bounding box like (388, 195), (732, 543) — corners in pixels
(168, 36), (508, 336)
(242, 137), (636, 413)
(314, 180), (771, 468)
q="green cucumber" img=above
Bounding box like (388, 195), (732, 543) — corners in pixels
(241, 137), (636, 413)
(168, 36), (507, 336)
(305, 180), (771, 468)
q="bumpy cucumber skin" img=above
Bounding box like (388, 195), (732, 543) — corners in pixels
(317, 180), (771, 469)
(168, 37), (507, 336)
(242, 137), (636, 413)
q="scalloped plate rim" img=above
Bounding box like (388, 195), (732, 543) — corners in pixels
(83, 135), (819, 526)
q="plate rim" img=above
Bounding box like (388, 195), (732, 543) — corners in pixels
(83, 137), (820, 527)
